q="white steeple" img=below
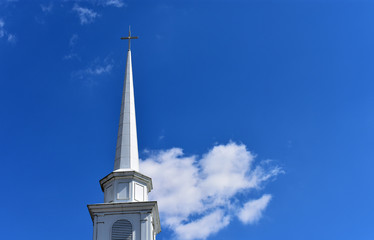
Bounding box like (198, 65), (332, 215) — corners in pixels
(114, 49), (139, 171)
(88, 29), (161, 240)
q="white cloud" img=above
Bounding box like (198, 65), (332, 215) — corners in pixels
(73, 4), (99, 25)
(174, 210), (230, 240)
(238, 194), (272, 224)
(199, 143), (254, 199)
(141, 148), (202, 226)
(140, 142), (283, 240)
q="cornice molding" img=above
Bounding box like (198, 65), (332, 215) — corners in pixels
(99, 170), (153, 192)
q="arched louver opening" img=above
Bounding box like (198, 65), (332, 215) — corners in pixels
(112, 219), (133, 240)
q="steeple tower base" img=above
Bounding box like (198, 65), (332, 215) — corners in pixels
(88, 202), (160, 240)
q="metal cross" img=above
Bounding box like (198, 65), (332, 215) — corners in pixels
(121, 26), (138, 50)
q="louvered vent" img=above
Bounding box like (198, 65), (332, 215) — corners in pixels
(112, 219), (133, 240)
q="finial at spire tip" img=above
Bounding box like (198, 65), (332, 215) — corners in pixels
(120, 27), (139, 50)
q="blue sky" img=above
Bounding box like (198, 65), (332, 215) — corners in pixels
(1, 0), (374, 239)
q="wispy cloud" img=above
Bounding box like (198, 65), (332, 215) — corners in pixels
(238, 194), (272, 224)
(73, 4), (99, 25)
(140, 142), (284, 240)
(0, 0), (18, 4)
(85, 64), (113, 75)
(69, 34), (79, 47)
(104, 0), (126, 7)
(0, 20), (4, 38)
(72, 57), (113, 86)
(68, 0), (127, 8)
(64, 53), (80, 60)
(64, 34), (80, 60)
(75, 63), (113, 77)
(7, 33), (16, 43)
(40, 2), (53, 13)
(0, 0), (18, 8)
(0, 19), (16, 44)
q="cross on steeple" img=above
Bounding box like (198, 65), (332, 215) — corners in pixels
(120, 26), (138, 50)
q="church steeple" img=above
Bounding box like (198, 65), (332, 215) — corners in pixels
(88, 29), (161, 240)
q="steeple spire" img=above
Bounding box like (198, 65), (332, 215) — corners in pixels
(114, 29), (139, 171)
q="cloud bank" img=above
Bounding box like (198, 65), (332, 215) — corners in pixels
(140, 142), (283, 240)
